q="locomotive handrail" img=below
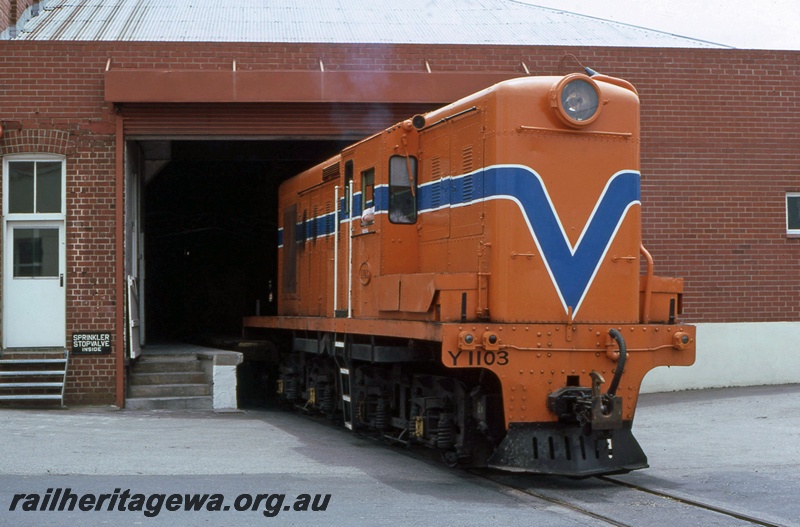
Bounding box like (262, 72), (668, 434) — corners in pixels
(334, 185), (340, 316)
(348, 184), (354, 318)
(502, 343), (678, 353)
(517, 125), (632, 139)
(400, 135), (416, 197)
(298, 178), (333, 196)
(640, 244), (654, 324)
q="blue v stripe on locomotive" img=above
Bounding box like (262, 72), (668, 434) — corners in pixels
(277, 188), (389, 247)
(277, 165), (639, 316)
(483, 165), (640, 314)
(417, 165), (640, 314)
(417, 173), (481, 212)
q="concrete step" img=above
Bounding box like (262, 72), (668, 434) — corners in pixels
(129, 371), (206, 386)
(125, 396), (213, 410)
(0, 382), (64, 388)
(0, 394), (63, 401)
(124, 350), (243, 411)
(132, 355), (203, 374)
(0, 370), (66, 376)
(0, 349), (67, 360)
(129, 383), (211, 398)
(0, 358), (68, 364)
(0, 349), (68, 407)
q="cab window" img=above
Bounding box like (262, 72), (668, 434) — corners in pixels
(361, 168), (375, 210)
(388, 155), (417, 224)
(361, 168), (375, 224)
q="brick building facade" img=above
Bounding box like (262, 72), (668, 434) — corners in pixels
(1, 11), (799, 404)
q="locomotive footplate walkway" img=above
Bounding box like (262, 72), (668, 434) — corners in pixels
(1, 384), (799, 527)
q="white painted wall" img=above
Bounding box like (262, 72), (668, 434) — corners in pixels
(641, 322), (800, 393)
(212, 364), (239, 410)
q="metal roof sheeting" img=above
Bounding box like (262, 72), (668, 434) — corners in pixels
(4, 0), (730, 48)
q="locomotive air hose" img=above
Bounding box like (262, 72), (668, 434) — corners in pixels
(606, 328), (627, 397)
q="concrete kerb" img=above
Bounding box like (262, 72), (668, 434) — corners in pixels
(196, 349), (244, 411)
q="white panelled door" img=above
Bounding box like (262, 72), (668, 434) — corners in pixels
(3, 222), (66, 347)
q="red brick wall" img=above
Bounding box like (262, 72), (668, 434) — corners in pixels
(0, 41), (798, 402)
(618, 50), (800, 323)
(1, 43), (118, 405)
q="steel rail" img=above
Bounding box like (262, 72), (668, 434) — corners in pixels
(598, 476), (790, 527)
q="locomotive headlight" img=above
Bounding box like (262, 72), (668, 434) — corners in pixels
(562, 81), (596, 119)
(551, 74), (602, 127)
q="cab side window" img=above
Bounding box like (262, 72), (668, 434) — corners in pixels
(361, 168), (375, 210)
(343, 160), (354, 215)
(361, 168), (375, 224)
(388, 155), (417, 224)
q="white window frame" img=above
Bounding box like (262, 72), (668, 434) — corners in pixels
(786, 192), (800, 236)
(2, 153), (67, 221)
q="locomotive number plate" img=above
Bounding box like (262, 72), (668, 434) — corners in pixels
(447, 349), (509, 367)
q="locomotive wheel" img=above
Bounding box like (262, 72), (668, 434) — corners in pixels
(441, 450), (460, 468)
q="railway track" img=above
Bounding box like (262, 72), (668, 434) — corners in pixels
(292, 406), (794, 527)
(474, 470), (792, 527)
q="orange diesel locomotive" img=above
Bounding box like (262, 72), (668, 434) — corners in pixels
(243, 70), (696, 476)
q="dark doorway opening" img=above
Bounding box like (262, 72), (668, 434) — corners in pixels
(143, 139), (348, 344)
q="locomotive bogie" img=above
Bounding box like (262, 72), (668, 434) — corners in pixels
(269, 332), (502, 467)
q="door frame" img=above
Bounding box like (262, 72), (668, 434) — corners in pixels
(2, 154), (67, 349)
(124, 141), (146, 357)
